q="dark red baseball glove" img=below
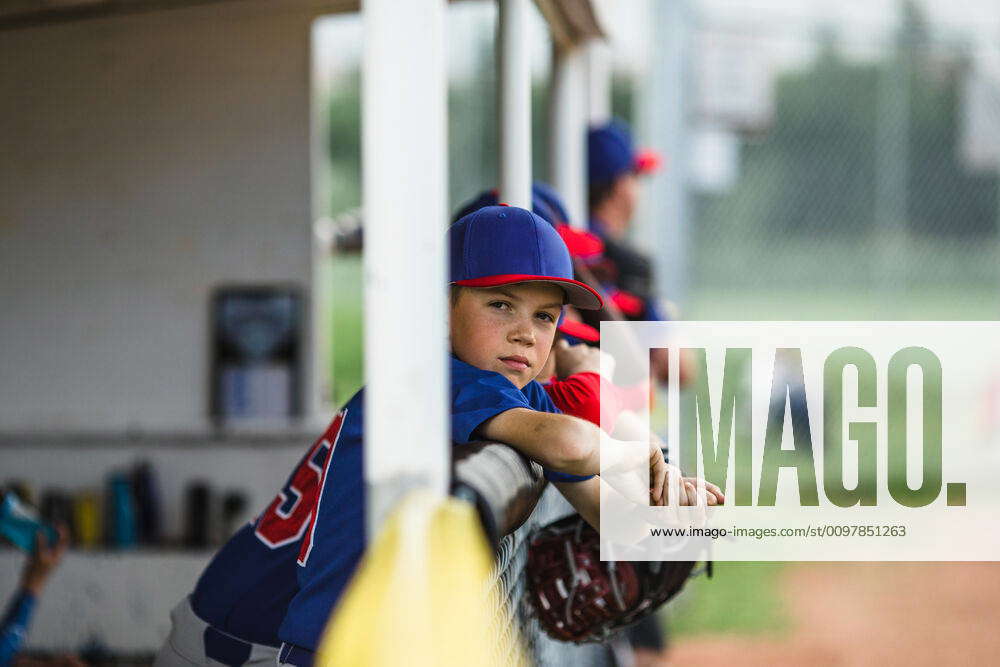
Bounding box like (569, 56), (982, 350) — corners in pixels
(525, 515), (702, 643)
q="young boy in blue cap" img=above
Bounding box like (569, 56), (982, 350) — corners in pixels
(153, 205), (679, 667)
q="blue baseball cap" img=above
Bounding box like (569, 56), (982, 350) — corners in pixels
(587, 119), (662, 187)
(530, 182), (571, 225)
(448, 205), (603, 310)
(452, 188), (560, 228)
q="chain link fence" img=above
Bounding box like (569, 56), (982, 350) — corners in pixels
(488, 487), (614, 667)
(675, 2), (1000, 321)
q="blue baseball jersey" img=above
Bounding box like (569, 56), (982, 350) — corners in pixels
(190, 357), (591, 650)
(1, 589), (36, 667)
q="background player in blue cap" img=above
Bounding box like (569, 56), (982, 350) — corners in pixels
(586, 118), (668, 322)
(153, 206), (677, 667)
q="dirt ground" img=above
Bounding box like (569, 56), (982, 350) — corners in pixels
(667, 563), (1000, 666)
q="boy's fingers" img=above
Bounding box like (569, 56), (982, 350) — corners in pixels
(657, 468), (669, 505)
(651, 465), (665, 503)
(681, 481), (692, 506)
(686, 478), (725, 505)
(672, 468), (686, 506)
(707, 483), (726, 505)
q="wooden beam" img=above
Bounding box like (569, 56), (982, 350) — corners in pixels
(534, 0), (604, 50)
(0, 0), (358, 31)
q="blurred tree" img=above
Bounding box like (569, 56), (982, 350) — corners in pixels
(322, 38), (560, 223)
(696, 0), (997, 240)
(611, 72), (633, 126)
(696, 27), (879, 240)
(325, 70), (362, 216)
(449, 40), (497, 213)
(899, 0), (996, 237)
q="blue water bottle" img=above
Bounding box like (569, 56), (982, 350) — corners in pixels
(0, 492), (58, 554)
(108, 473), (138, 549)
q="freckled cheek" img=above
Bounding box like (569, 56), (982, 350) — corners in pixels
(466, 321), (506, 362)
(519, 331), (543, 366)
(537, 328), (556, 352)
(478, 313), (509, 337)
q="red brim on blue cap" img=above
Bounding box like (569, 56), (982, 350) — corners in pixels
(454, 274), (603, 311)
(634, 149), (662, 174)
(556, 224), (604, 261)
(557, 318), (600, 343)
(449, 205), (604, 310)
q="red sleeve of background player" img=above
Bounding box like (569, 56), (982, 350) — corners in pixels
(544, 372), (625, 434)
(616, 380), (651, 412)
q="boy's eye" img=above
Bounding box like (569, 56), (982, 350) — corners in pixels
(489, 300), (512, 311)
(536, 312), (556, 323)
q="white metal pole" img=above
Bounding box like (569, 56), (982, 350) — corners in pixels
(498, 0), (532, 208)
(549, 43), (588, 227)
(362, 0), (449, 534)
(636, 0), (691, 305)
(587, 39), (612, 125)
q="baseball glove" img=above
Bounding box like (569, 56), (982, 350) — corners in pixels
(525, 514), (705, 643)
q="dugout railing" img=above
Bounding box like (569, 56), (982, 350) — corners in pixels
(452, 442), (614, 666)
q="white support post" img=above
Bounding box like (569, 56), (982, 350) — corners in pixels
(498, 0), (532, 208)
(362, 0), (449, 534)
(587, 39), (612, 125)
(636, 0), (691, 305)
(549, 43), (588, 227)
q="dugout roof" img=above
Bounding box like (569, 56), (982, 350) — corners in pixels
(0, 0), (605, 44)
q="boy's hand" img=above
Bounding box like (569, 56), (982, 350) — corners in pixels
(554, 340), (605, 378)
(21, 525), (69, 595)
(683, 475), (725, 506)
(643, 434), (725, 507)
(648, 442), (668, 505)
(657, 464), (725, 507)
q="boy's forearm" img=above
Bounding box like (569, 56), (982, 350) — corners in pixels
(478, 408), (600, 475)
(553, 478), (600, 531)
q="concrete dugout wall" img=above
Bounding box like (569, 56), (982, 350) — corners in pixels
(0, 0), (349, 435)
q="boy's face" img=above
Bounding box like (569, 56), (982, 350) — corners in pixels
(450, 282), (564, 389)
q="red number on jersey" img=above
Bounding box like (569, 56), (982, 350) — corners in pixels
(254, 410), (346, 550)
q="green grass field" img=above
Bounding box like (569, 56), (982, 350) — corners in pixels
(667, 562), (789, 638)
(324, 254), (365, 406)
(687, 285), (1000, 321)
